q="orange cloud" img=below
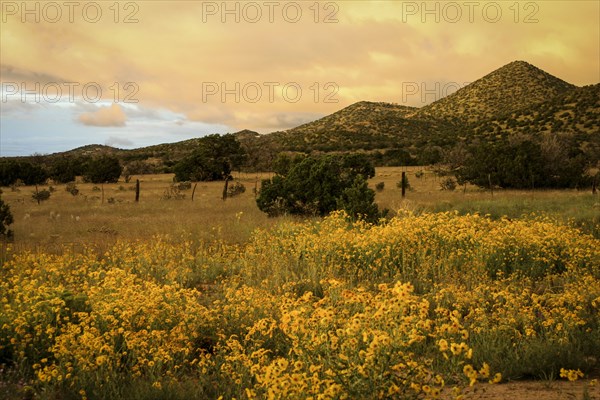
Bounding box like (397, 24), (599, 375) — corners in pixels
(78, 104), (127, 127)
(1, 1), (598, 133)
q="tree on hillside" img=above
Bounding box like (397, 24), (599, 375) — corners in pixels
(83, 156), (123, 184)
(257, 154), (383, 222)
(173, 134), (246, 182)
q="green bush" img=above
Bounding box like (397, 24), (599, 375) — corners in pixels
(257, 154), (381, 222)
(83, 156), (123, 184)
(173, 134), (246, 182)
(0, 198), (13, 239)
(32, 189), (51, 204)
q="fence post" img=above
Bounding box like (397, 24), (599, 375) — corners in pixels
(135, 179), (140, 202)
(191, 183), (197, 201)
(222, 176), (231, 201)
(401, 172), (406, 198)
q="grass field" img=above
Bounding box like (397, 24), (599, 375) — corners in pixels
(0, 167), (599, 399)
(1, 167), (598, 251)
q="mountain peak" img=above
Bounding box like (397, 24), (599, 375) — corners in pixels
(416, 60), (576, 122)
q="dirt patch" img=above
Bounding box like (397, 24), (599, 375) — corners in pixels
(452, 379), (599, 400)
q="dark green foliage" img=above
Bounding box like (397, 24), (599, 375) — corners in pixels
(83, 156), (123, 184)
(257, 154), (381, 221)
(48, 156), (87, 184)
(456, 136), (591, 189)
(32, 189), (51, 203)
(0, 160), (47, 186)
(0, 198), (13, 239)
(380, 148), (417, 166)
(173, 134), (246, 182)
(336, 175), (382, 223)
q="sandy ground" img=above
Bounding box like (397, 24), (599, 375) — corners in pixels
(451, 379), (599, 400)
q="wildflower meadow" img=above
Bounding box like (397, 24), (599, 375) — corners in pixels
(1, 207), (599, 399)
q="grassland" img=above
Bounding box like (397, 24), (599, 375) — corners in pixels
(1, 167), (598, 251)
(0, 167), (599, 400)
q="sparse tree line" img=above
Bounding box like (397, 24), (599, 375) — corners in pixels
(0, 155), (123, 186)
(440, 132), (599, 190)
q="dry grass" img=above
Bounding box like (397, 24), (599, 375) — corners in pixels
(1, 173), (275, 253)
(372, 167), (599, 236)
(1, 167), (598, 254)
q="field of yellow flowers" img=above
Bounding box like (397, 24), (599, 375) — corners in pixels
(1, 211), (599, 399)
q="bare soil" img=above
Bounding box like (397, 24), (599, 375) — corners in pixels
(453, 379), (599, 400)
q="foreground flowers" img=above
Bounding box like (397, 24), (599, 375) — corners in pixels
(0, 211), (598, 399)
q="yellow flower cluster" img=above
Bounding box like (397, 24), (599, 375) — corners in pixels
(0, 211), (598, 399)
(245, 211), (599, 288)
(560, 368), (584, 381)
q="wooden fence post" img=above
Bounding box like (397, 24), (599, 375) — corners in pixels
(401, 172), (406, 198)
(222, 176), (231, 201)
(135, 179), (140, 202)
(191, 183), (197, 201)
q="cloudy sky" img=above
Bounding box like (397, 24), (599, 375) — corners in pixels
(1, 0), (598, 156)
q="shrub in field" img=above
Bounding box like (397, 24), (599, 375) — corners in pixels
(32, 189), (51, 204)
(227, 181), (246, 197)
(257, 154), (380, 221)
(440, 177), (457, 191)
(65, 182), (79, 196)
(0, 198), (13, 239)
(375, 181), (385, 192)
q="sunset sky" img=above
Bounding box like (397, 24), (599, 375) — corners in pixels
(1, 0), (599, 156)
